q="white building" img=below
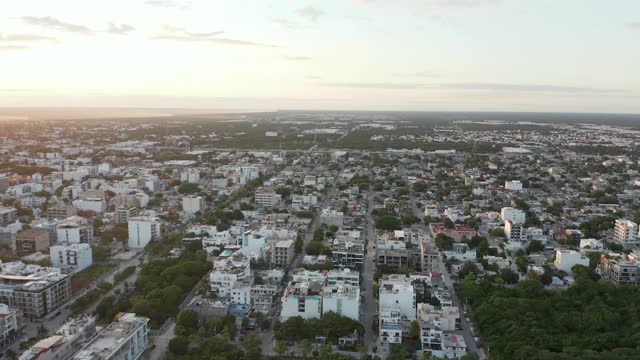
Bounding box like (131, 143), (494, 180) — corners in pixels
(379, 304), (403, 354)
(50, 243), (93, 272)
(239, 230), (268, 259)
(379, 274), (416, 320)
(72, 313), (148, 360)
(327, 268), (360, 287)
(56, 216), (93, 244)
(0, 304), (18, 347)
(19, 315), (96, 360)
(504, 180), (523, 191)
(209, 252), (251, 301)
(613, 219), (638, 246)
(500, 207), (525, 224)
(182, 195), (205, 214)
(127, 216), (162, 249)
(180, 169), (200, 184)
(322, 283), (359, 321)
(280, 280), (323, 321)
(554, 249), (589, 274)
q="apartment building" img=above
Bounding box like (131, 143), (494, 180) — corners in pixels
(115, 206), (139, 224)
(599, 255), (639, 285)
(127, 216), (162, 249)
(320, 208), (344, 228)
(0, 304), (18, 348)
(327, 268), (360, 287)
(500, 207), (525, 224)
(280, 280), (323, 321)
(0, 207), (18, 226)
(46, 204), (77, 221)
(13, 229), (51, 257)
(271, 240), (294, 268)
(554, 249), (589, 274)
(332, 241), (365, 269)
(72, 313), (149, 360)
(19, 315), (96, 360)
(379, 274), (416, 320)
(378, 304), (403, 354)
(50, 243), (93, 272)
(254, 187), (280, 208)
(613, 219), (638, 246)
(420, 241), (441, 273)
(322, 283), (360, 321)
(56, 216), (93, 244)
(0, 262), (71, 319)
(182, 195), (205, 214)
(505, 220), (526, 242)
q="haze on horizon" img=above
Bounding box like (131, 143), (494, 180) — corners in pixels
(1, 0), (639, 113)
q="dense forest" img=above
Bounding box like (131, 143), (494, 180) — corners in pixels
(457, 267), (640, 360)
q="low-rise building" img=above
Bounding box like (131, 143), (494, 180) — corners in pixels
(182, 195), (205, 214)
(554, 249), (589, 274)
(599, 255), (639, 285)
(322, 283), (360, 321)
(13, 229), (51, 257)
(280, 280), (323, 321)
(56, 216), (93, 244)
(0, 304), (18, 348)
(19, 315), (96, 360)
(379, 274), (416, 320)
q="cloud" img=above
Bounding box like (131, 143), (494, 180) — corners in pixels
(21, 16), (93, 35)
(296, 6), (325, 21)
(0, 45), (29, 51)
(154, 25), (279, 48)
(144, 0), (192, 10)
(0, 34), (57, 42)
(317, 81), (623, 94)
(394, 71), (439, 78)
(281, 55), (312, 61)
(627, 22), (640, 29)
(108, 23), (135, 35)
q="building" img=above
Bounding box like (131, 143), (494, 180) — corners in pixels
(332, 241), (365, 269)
(420, 241), (441, 273)
(379, 274), (416, 320)
(19, 315), (96, 360)
(377, 238), (409, 270)
(599, 256), (639, 285)
(209, 252), (251, 300)
(182, 195), (205, 214)
(280, 280), (323, 321)
(378, 304), (403, 354)
(613, 219), (638, 246)
(327, 268), (360, 287)
(320, 208), (344, 228)
(115, 206), (138, 224)
(127, 216), (162, 249)
(56, 216), (93, 244)
(504, 180), (523, 191)
(505, 220), (526, 242)
(271, 240), (294, 267)
(322, 283), (359, 321)
(73, 197), (106, 214)
(554, 249), (589, 274)
(500, 207), (525, 224)
(0, 207), (18, 226)
(50, 243), (93, 272)
(254, 188), (280, 208)
(47, 204), (77, 221)
(0, 304), (18, 348)
(13, 229), (51, 257)
(180, 169), (200, 183)
(0, 262), (71, 319)
(72, 313), (149, 360)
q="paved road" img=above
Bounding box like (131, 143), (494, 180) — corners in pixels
(147, 320), (175, 360)
(360, 188), (378, 354)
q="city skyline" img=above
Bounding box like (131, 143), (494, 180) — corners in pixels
(1, 0), (640, 113)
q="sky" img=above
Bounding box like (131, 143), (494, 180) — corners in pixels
(1, 0), (639, 113)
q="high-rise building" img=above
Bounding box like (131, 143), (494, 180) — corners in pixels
(56, 216), (93, 244)
(50, 243), (93, 272)
(613, 219), (638, 246)
(0, 207), (17, 226)
(127, 216), (162, 249)
(271, 240), (294, 267)
(182, 195), (205, 214)
(115, 206), (139, 224)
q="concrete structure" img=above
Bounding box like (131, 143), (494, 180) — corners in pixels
(379, 274), (416, 320)
(613, 219), (638, 246)
(280, 280), (323, 320)
(72, 313), (149, 360)
(127, 216), (162, 249)
(0, 262), (71, 319)
(322, 283), (360, 321)
(500, 207), (525, 224)
(209, 252), (251, 300)
(13, 229), (51, 257)
(73, 197), (106, 214)
(327, 268), (360, 287)
(182, 195), (205, 214)
(378, 304), (403, 354)
(56, 216), (93, 244)
(50, 243), (93, 272)
(180, 169), (200, 183)
(271, 240), (294, 267)
(332, 241), (365, 269)
(420, 241), (441, 273)
(554, 249), (589, 274)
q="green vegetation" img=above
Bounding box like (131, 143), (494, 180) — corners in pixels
(376, 215), (402, 231)
(274, 312), (364, 344)
(457, 268), (640, 359)
(72, 263), (116, 284)
(114, 266), (136, 284)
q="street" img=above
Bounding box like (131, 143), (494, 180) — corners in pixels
(360, 187), (378, 354)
